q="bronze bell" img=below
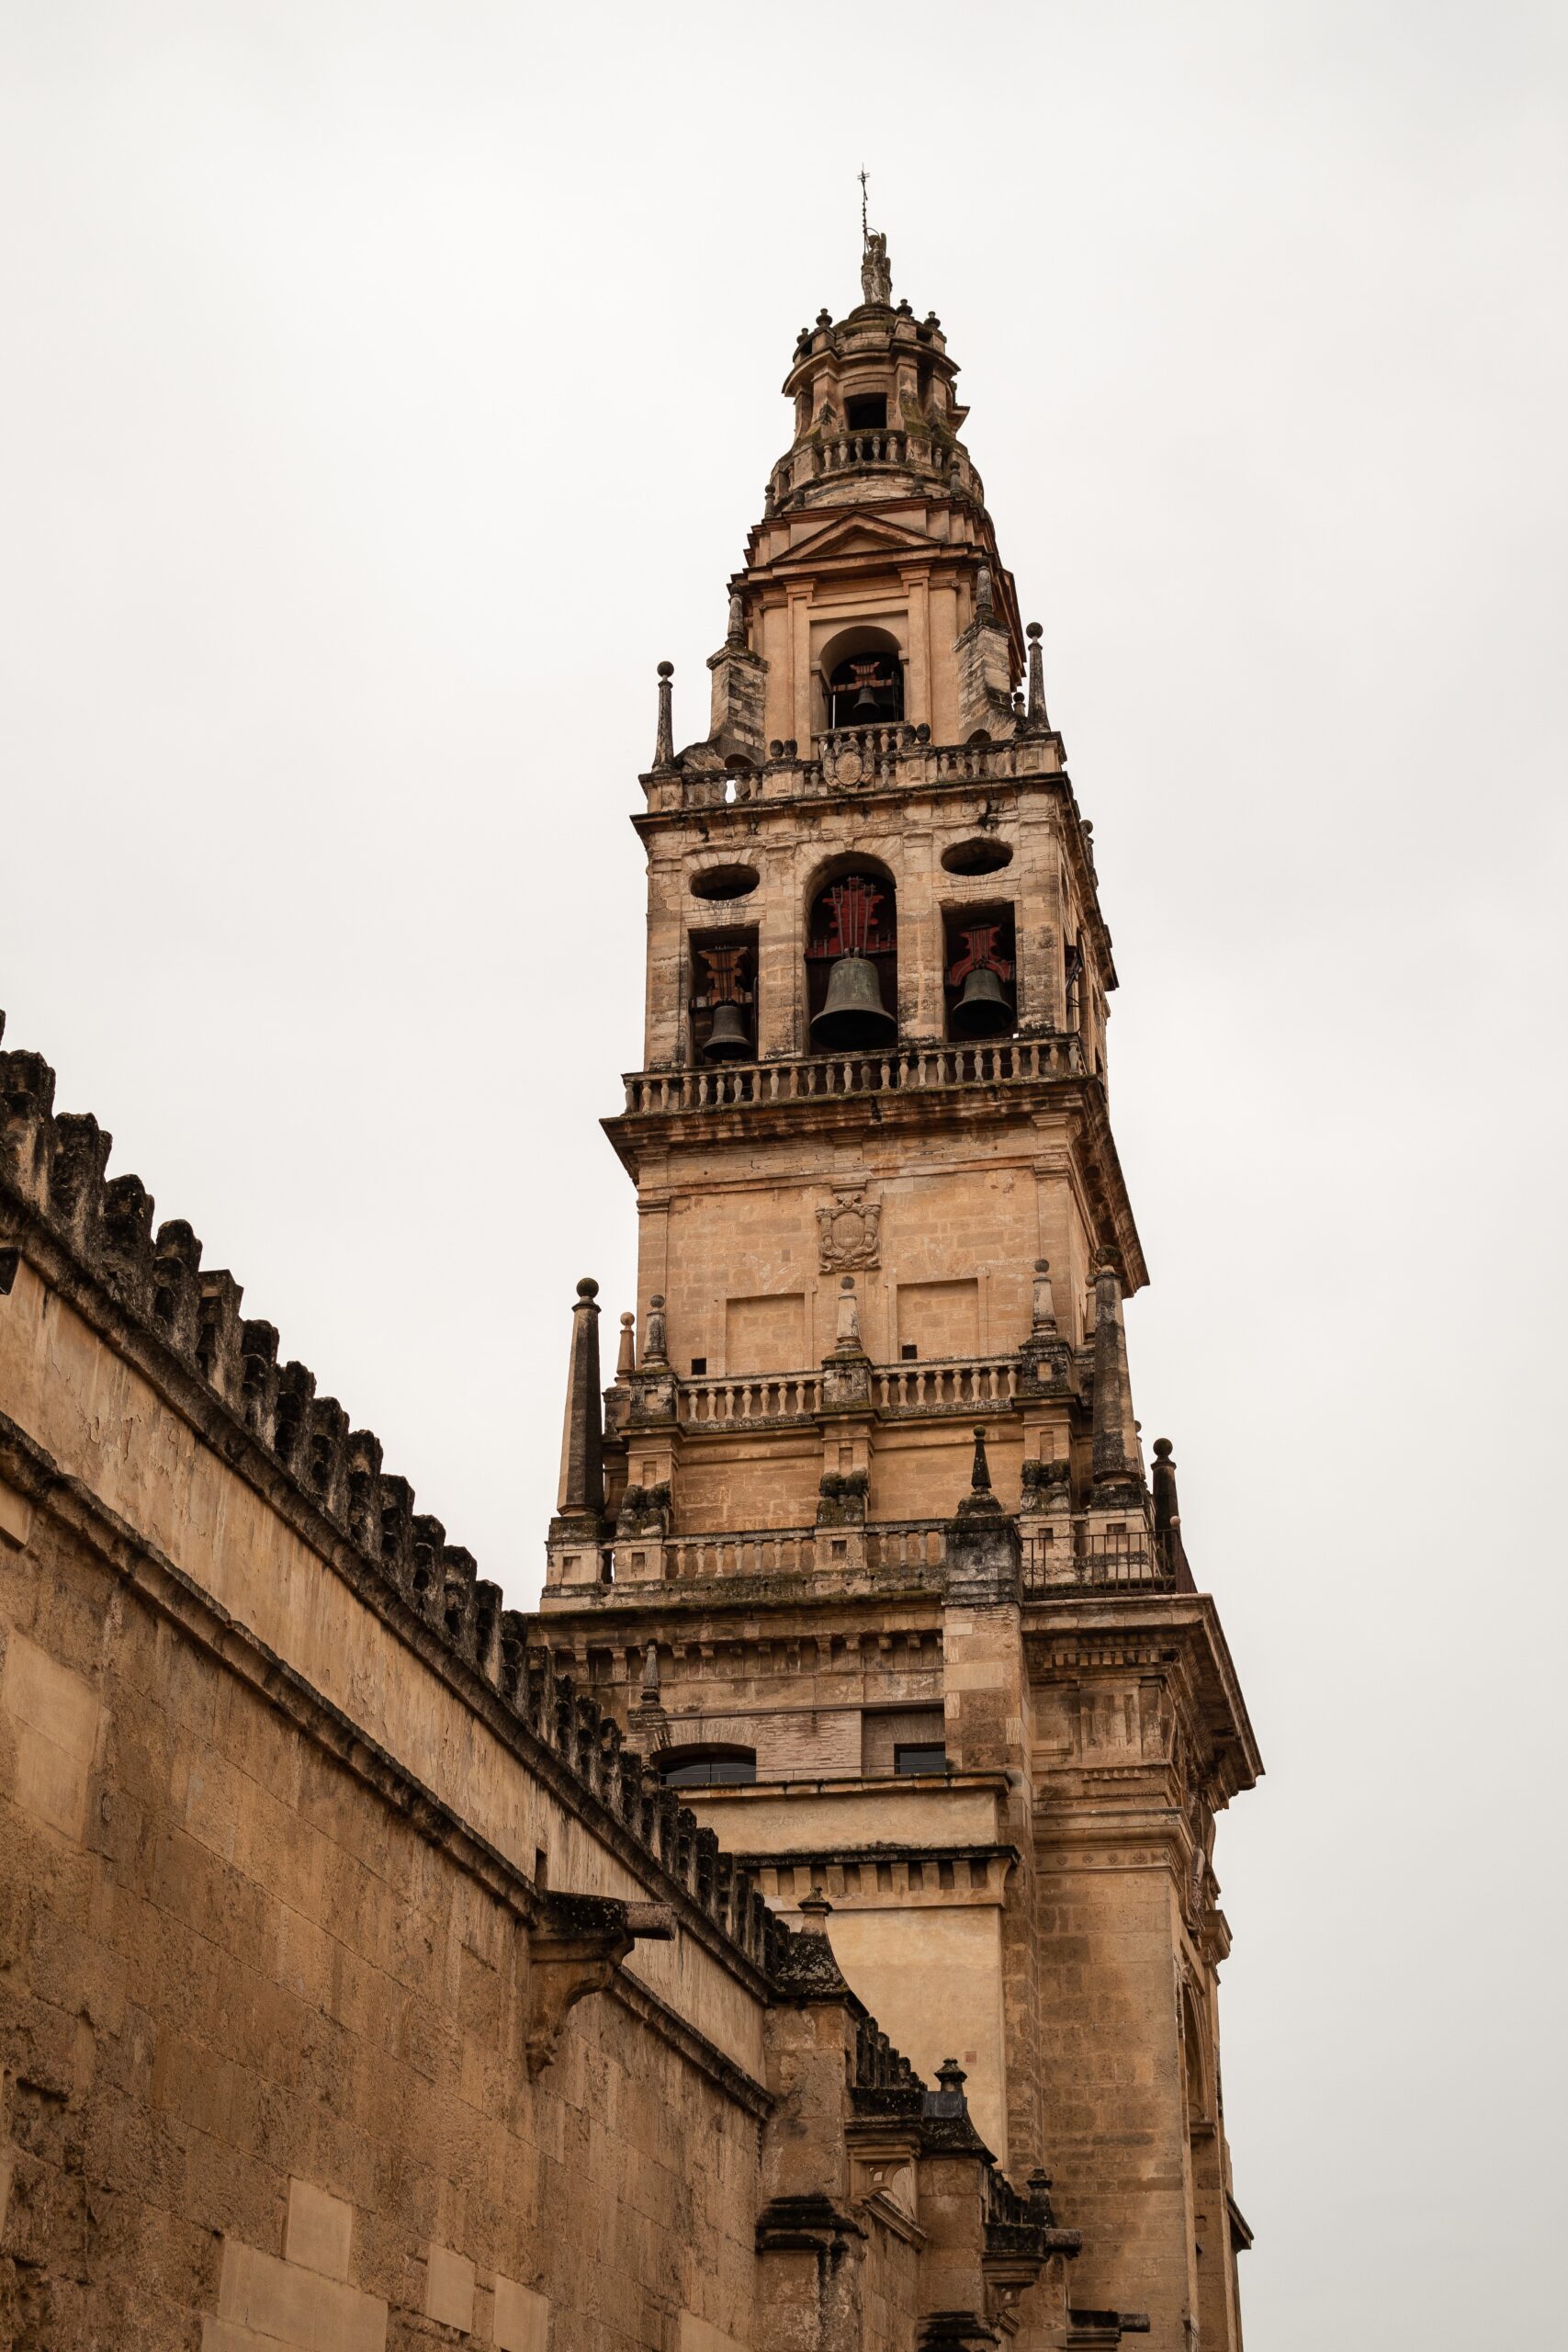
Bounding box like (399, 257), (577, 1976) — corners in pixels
(703, 1000), (751, 1061)
(812, 954), (897, 1050)
(949, 964), (1013, 1039)
(852, 679), (881, 719)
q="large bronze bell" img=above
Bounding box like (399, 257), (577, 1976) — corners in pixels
(812, 954), (897, 1050)
(703, 1001), (752, 1061)
(949, 963), (1013, 1039)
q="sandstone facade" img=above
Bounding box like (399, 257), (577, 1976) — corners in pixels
(544, 237), (1261, 2346)
(1, 230), (1259, 2351)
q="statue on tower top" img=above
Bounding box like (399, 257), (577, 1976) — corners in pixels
(859, 167), (892, 306)
(861, 227), (891, 307)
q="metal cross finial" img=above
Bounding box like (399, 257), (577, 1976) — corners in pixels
(860, 166), (869, 247)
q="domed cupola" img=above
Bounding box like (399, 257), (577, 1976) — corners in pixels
(766, 228), (987, 517)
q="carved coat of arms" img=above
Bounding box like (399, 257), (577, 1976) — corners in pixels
(817, 1192), (881, 1272)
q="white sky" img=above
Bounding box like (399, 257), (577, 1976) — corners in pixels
(4, 4), (1565, 2341)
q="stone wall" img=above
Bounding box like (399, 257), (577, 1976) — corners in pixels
(0, 1029), (1101, 2351)
(0, 1491), (763, 2351)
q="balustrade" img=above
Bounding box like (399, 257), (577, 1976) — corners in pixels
(768, 432), (983, 508)
(677, 1373), (822, 1426)
(873, 1358), (1019, 1414)
(622, 1033), (1079, 1116)
(656, 1519), (949, 1583)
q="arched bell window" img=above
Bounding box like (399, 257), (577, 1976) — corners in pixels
(690, 928), (758, 1063)
(807, 866), (898, 1050)
(827, 650), (904, 729)
(943, 904), (1018, 1040)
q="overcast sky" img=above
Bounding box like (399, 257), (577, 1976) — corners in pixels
(4, 4), (1565, 2342)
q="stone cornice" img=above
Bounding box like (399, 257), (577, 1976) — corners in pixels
(1023, 1594), (1263, 1796)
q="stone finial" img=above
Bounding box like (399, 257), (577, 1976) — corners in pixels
(969, 1424), (992, 1494)
(1031, 1258), (1058, 1334)
(798, 1885), (832, 1932)
(616, 1311), (636, 1376)
(1026, 2168), (1057, 2224)
(555, 1277), (605, 1520)
(1152, 1437), (1181, 1551)
(936, 2057), (967, 2096)
(1026, 620), (1049, 728)
(834, 1273), (863, 1354)
(642, 1293), (669, 1366)
(726, 589), (745, 647)
(976, 563), (996, 622)
(653, 661), (675, 770)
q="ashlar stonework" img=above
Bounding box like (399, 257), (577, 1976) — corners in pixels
(1, 229), (1260, 2351)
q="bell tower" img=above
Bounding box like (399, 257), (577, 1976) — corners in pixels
(537, 225), (1261, 2352)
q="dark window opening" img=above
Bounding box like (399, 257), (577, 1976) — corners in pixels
(691, 863), (760, 901)
(900, 1342), (919, 1361)
(942, 836), (1013, 876)
(690, 926), (757, 1064)
(943, 902), (1018, 1041)
(807, 868), (898, 1049)
(659, 1747), (757, 1788)
(895, 1743), (948, 1778)
(690, 1357), (706, 1376)
(827, 651), (903, 730)
(845, 392), (887, 431)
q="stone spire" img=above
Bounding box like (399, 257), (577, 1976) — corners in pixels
(1025, 621), (1049, 729)
(1090, 1252), (1139, 1501)
(555, 1277), (605, 1520)
(636, 1638), (671, 1747)
(1152, 1438), (1191, 1584)
(652, 661), (675, 770)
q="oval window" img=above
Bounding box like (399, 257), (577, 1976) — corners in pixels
(691, 864), (761, 901)
(941, 837), (1014, 876)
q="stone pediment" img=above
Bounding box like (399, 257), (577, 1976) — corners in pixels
(775, 510), (942, 570)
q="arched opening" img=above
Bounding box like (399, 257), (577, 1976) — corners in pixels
(943, 902), (1018, 1039)
(818, 625), (906, 732)
(656, 1745), (757, 1788)
(1181, 1983), (1212, 2126)
(827, 651), (903, 729)
(690, 926), (758, 1063)
(806, 862), (898, 1051)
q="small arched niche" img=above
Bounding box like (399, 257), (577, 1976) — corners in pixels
(818, 623), (905, 732)
(1181, 1982), (1213, 2127)
(806, 858), (898, 1051)
(942, 836), (1014, 876)
(690, 864), (760, 901)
